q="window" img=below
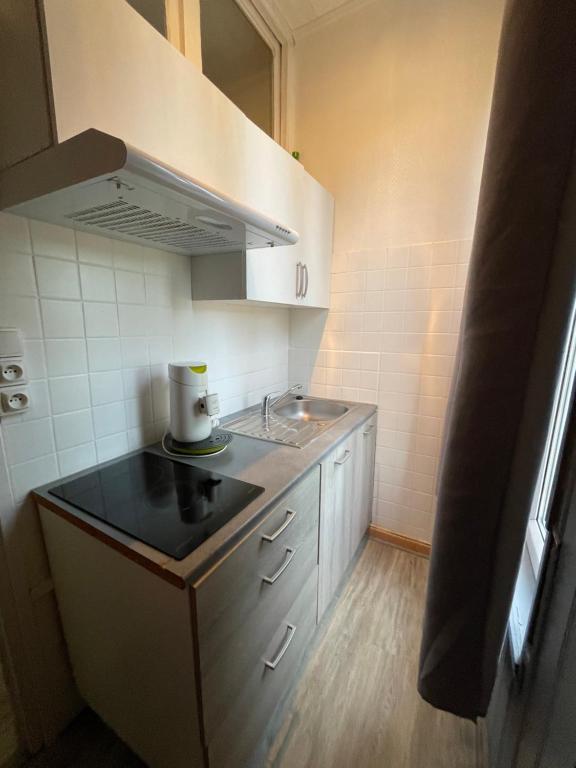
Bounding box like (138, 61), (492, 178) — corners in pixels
(527, 302), (576, 573)
(200, 0), (281, 140)
(509, 302), (576, 663)
(126, 0), (287, 143)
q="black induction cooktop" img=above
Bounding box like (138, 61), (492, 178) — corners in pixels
(49, 451), (264, 560)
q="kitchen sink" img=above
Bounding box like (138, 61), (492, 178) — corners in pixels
(273, 398), (349, 422)
(225, 396), (353, 448)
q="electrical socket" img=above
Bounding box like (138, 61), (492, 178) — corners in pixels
(0, 359), (26, 387)
(0, 388), (29, 415)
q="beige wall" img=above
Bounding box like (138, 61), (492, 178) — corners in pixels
(293, 0), (503, 250)
(290, 0), (504, 542)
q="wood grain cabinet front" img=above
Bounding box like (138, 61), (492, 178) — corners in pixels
(208, 567), (319, 768)
(317, 415), (378, 621)
(194, 466), (321, 745)
(38, 413), (377, 768)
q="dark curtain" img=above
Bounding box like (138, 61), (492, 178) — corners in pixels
(418, 0), (576, 719)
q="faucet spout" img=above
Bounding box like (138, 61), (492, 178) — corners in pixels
(261, 384), (303, 419)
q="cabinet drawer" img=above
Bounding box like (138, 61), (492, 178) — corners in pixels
(195, 467), (320, 739)
(208, 566), (318, 768)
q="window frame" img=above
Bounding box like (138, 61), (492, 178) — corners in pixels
(232, 0), (285, 143)
(527, 300), (576, 576)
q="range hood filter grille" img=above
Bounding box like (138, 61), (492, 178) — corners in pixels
(66, 200), (242, 251)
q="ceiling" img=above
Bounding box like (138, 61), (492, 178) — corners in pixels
(269, 0), (357, 33)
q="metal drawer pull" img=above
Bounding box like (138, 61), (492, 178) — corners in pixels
(363, 424), (375, 436)
(262, 548), (296, 585)
(335, 449), (352, 466)
(261, 510), (297, 542)
(265, 623), (297, 670)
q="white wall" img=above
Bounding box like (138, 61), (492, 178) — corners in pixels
(290, 0), (504, 542)
(0, 211), (289, 740)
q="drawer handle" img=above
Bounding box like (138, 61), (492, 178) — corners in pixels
(262, 547), (296, 585)
(363, 424), (375, 436)
(261, 509), (297, 542)
(335, 449), (352, 466)
(265, 623), (297, 670)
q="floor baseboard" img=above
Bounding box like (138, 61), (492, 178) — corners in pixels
(368, 524), (431, 558)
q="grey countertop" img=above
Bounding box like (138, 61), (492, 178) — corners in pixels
(33, 400), (377, 588)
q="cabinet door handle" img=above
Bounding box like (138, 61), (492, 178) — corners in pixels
(303, 264), (309, 297)
(262, 509), (297, 542)
(363, 424), (375, 436)
(335, 449), (352, 466)
(262, 547), (296, 584)
(296, 262), (303, 298)
(264, 623), (297, 670)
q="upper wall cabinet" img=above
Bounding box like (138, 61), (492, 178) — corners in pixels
(0, 0), (333, 309)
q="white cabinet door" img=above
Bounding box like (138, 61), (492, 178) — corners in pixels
(318, 416), (377, 621)
(38, 0), (333, 310)
(351, 416), (377, 556)
(318, 433), (357, 620)
(299, 190), (334, 309)
(245, 248), (301, 306)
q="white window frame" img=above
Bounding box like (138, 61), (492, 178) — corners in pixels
(145, 2), (293, 146)
(232, 0), (280, 142)
(527, 301), (576, 576)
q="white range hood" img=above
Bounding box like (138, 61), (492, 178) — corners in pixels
(0, 129), (299, 255)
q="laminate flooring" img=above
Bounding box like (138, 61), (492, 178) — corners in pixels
(19, 541), (485, 768)
(268, 540), (486, 768)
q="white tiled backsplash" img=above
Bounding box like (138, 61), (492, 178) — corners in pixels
(0, 212), (290, 502)
(290, 240), (472, 543)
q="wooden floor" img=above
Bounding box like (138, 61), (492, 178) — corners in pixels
(15, 541), (485, 768)
(267, 541), (486, 768)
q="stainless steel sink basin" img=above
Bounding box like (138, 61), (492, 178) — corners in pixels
(273, 398), (349, 422)
(225, 396), (354, 448)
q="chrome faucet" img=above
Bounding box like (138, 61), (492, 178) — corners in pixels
(261, 384), (303, 419)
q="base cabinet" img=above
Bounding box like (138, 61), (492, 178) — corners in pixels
(38, 412), (377, 768)
(318, 415), (377, 620)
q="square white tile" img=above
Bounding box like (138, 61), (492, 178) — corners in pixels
(145, 274), (171, 306)
(118, 304), (148, 336)
(45, 339), (88, 376)
(49, 375), (91, 415)
(10, 455), (59, 501)
(22, 340), (47, 379)
(112, 241), (144, 272)
(96, 432), (129, 463)
(89, 371), (123, 406)
(0, 295), (42, 338)
(0, 212), (31, 253)
(35, 256), (80, 299)
(76, 231), (113, 267)
(3, 418), (54, 465)
(53, 409), (94, 451)
(121, 338), (149, 368)
(58, 442), (97, 477)
(41, 299), (85, 338)
(87, 338), (122, 372)
(0, 252), (37, 296)
(93, 402), (127, 438)
(115, 270), (145, 304)
(80, 264), (116, 302)
(84, 302), (119, 338)
(30, 220), (76, 260)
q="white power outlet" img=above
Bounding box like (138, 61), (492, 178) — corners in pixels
(0, 388), (29, 415)
(0, 359), (26, 387)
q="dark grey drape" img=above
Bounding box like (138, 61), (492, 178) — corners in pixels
(418, 0), (576, 719)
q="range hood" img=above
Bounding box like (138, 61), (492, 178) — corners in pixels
(0, 129), (299, 255)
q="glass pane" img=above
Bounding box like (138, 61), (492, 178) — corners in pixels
(126, 0), (167, 37)
(200, 0), (274, 137)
